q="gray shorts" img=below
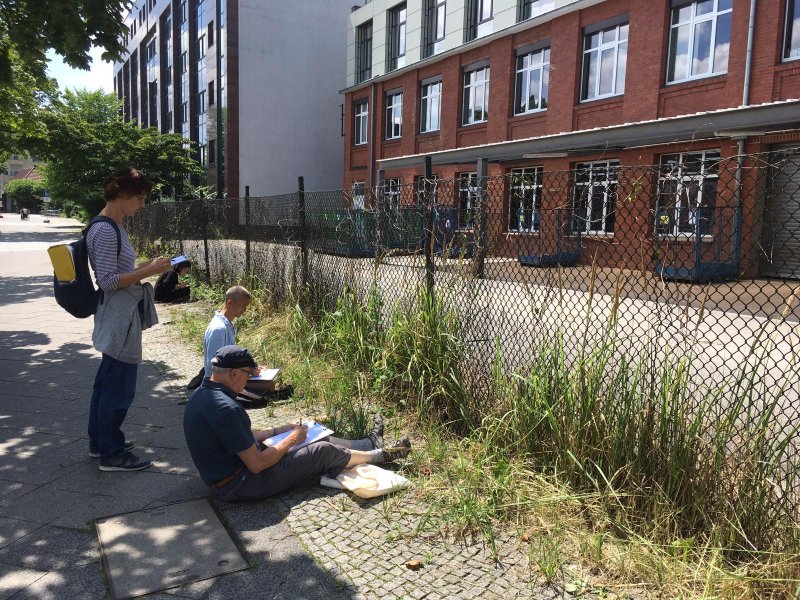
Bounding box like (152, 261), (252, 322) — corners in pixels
(216, 441), (351, 502)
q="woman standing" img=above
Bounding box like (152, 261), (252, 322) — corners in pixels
(86, 167), (171, 472)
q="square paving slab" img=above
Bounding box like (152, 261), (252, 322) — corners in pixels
(96, 498), (247, 599)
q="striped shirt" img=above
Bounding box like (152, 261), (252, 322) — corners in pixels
(86, 221), (136, 292)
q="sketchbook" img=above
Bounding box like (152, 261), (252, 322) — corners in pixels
(248, 368), (279, 382)
(262, 420), (333, 450)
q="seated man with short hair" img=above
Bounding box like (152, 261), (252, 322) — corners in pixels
(183, 345), (411, 502)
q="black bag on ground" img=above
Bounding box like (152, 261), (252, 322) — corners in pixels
(52, 216), (121, 318)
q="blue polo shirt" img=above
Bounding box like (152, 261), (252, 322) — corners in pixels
(183, 379), (257, 485)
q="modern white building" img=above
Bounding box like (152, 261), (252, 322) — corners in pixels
(113, 0), (356, 198)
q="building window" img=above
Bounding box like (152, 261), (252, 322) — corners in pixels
(383, 177), (401, 208)
(208, 81), (215, 106)
(385, 92), (403, 139)
(208, 21), (214, 47)
(581, 22), (627, 101)
(196, 34), (206, 58)
(786, 0), (800, 60)
(572, 160), (618, 234)
(354, 100), (368, 145)
(667, 0), (732, 83)
(423, 0), (446, 58)
(519, 0), (554, 21)
(180, 51), (187, 74)
(462, 66), (489, 125)
(466, 0), (493, 42)
(457, 172), (479, 228)
(420, 80), (442, 133)
(387, 3), (407, 71)
(415, 174), (439, 205)
(509, 167), (542, 232)
(145, 38), (157, 63)
(356, 20), (373, 83)
(514, 47), (549, 114)
(656, 150), (720, 236)
(209, 139), (216, 164)
(351, 181), (366, 210)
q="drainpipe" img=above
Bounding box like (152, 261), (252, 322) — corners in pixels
(742, 0), (756, 107)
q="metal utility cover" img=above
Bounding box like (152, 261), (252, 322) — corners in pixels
(96, 499), (247, 599)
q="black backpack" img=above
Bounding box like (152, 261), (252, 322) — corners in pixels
(53, 216), (122, 318)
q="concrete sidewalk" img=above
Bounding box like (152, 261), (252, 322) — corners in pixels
(0, 215), (350, 599)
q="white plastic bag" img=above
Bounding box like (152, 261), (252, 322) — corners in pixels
(320, 464), (410, 499)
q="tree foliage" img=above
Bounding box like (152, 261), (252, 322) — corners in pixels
(0, 0), (130, 155)
(5, 179), (46, 211)
(29, 90), (203, 216)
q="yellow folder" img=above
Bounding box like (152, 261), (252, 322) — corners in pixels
(48, 244), (77, 283)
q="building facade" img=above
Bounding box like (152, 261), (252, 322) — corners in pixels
(114, 0), (355, 198)
(342, 0), (800, 279)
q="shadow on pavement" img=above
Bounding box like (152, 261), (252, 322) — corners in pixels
(0, 275), (54, 307)
(0, 230), (80, 244)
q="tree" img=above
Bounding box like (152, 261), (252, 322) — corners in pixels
(5, 179), (46, 211)
(0, 1), (131, 155)
(30, 89), (203, 216)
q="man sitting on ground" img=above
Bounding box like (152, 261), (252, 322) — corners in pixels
(203, 285), (253, 378)
(183, 345), (411, 501)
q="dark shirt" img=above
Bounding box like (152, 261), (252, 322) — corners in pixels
(183, 378), (257, 485)
(154, 269), (179, 301)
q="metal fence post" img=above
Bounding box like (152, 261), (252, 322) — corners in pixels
(474, 157), (488, 279)
(298, 176), (308, 297)
(423, 156), (435, 298)
(244, 185), (251, 281)
(375, 169), (385, 259)
(202, 200), (211, 283)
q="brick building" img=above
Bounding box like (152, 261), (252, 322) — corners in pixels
(113, 0), (354, 199)
(341, 0), (800, 279)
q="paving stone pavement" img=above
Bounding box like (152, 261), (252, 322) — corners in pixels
(0, 215), (562, 599)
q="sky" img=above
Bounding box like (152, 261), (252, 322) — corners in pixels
(46, 46), (116, 93)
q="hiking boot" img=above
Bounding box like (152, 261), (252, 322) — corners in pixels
(388, 436), (410, 449)
(99, 451), (151, 472)
(367, 414), (385, 449)
(89, 440), (135, 458)
(382, 441), (412, 463)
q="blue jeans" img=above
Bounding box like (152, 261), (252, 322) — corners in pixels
(88, 353), (138, 458)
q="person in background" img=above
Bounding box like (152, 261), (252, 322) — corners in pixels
(203, 285), (253, 378)
(87, 166), (172, 472)
(183, 345), (411, 502)
(154, 259), (191, 303)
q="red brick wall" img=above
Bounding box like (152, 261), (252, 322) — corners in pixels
(343, 1), (800, 188)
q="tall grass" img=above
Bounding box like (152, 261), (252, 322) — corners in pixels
(487, 328), (800, 561)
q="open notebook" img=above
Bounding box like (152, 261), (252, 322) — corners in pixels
(262, 420), (333, 450)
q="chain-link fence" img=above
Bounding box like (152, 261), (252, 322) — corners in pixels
(128, 150), (800, 538)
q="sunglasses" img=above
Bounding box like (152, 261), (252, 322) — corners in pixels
(236, 368), (256, 377)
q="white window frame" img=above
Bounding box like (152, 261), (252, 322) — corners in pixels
(509, 167), (543, 233)
(572, 160), (619, 235)
(785, 0), (800, 61)
(581, 23), (628, 101)
(354, 101), (368, 145)
(667, 0), (732, 84)
(457, 172), (479, 229)
(385, 92), (403, 140)
(514, 47), (549, 115)
(383, 177), (401, 209)
(656, 150), (720, 238)
(351, 181), (366, 210)
(462, 66), (490, 125)
(420, 80), (442, 133)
